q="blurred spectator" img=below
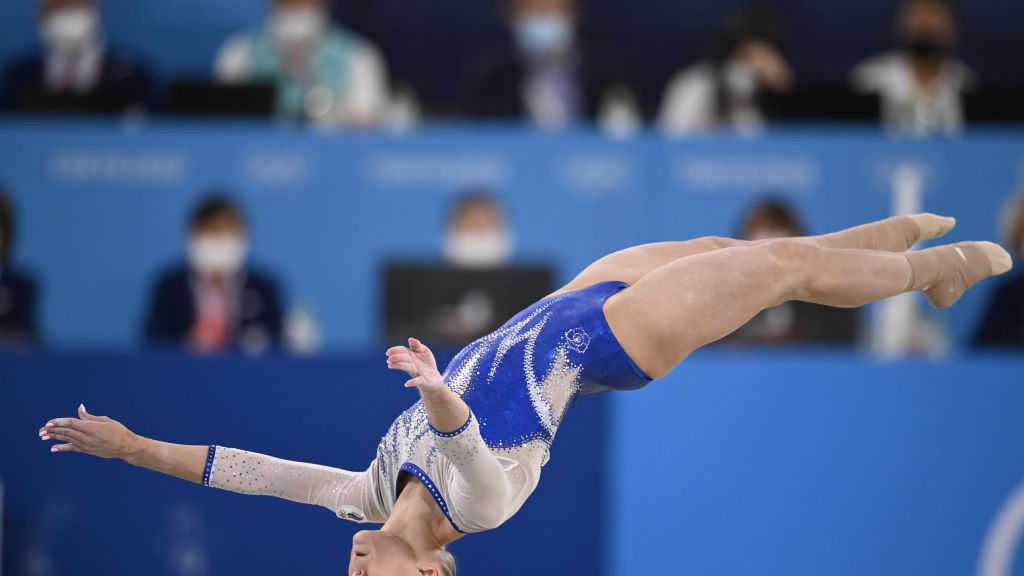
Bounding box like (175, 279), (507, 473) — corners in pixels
(724, 198), (860, 346)
(851, 0), (974, 135)
(659, 6), (792, 135)
(1, 0), (152, 115)
(467, 0), (589, 129)
(972, 192), (1024, 349)
(384, 190), (552, 345)
(144, 195), (283, 354)
(443, 192), (514, 269)
(214, 0), (388, 127)
(0, 187), (39, 345)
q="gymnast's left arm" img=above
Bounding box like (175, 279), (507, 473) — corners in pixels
(39, 404), (386, 523)
(387, 338), (511, 531)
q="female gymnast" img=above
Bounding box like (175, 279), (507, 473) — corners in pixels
(39, 214), (1012, 576)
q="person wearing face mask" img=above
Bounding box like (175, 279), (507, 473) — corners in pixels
(722, 198), (861, 346)
(143, 195), (283, 354)
(0, 0), (152, 114)
(466, 0), (596, 128)
(0, 187), (40, 346)
(972, 192), (1024, 349)
(442, 193), (514, 269)
(385, 191), (553, 346)
(214, 0), (388, 127)
(659, 6), (792, 135)
(852, 0), (974, 135)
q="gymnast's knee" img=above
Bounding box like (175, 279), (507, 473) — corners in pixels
(761, 239), (819, 298)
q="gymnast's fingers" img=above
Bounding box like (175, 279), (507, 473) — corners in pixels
(404, 377), (424, 388)
(50, 443), (80, 453)
(46, 428), (91, 446)
(45, 417), (81, 429)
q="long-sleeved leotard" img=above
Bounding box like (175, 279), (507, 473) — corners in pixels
(204, 281), (651, 534)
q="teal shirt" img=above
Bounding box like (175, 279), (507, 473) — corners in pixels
(240, 28), (353, 119)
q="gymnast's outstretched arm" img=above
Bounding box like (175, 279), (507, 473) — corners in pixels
(38, 404), (386, 523)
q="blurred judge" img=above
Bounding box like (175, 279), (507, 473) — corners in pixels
(1, 0), (152, 114)
(214, 0), (388, 127)
(972, 193), (1024, 349)
(0, 187), (39, 345)
(659, 6), (792, 135)
(724, 198), (860, 346)
(467, 0), (590, 129)
(144, 195), (283, 354)
(852, 0), (974, 135)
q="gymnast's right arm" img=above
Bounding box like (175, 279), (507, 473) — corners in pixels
(39, 404), (386, 523)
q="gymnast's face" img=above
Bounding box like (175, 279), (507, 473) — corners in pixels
(349, 530), (435, 576)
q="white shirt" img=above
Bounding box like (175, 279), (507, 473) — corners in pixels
(214, 30), (388, 127)
(852, 51), (975, 136)
(44, 41), (103, 93)
(658, 62), (763, 135)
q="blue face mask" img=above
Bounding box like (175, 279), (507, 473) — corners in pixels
(515, 13), (573, 56)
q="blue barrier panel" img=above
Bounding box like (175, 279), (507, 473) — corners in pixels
(608, 353), (1024, 576)
(2, 123), (1021, 350)
(0, 352), (606, 576)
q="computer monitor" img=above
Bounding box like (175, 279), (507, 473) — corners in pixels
(383, 263), (555, 347)
(164, 80), (276, 118)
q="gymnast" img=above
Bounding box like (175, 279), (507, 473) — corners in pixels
(39, 214), (1011, 576)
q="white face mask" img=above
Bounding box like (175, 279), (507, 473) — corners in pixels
(444, 231), (513, 268)
(188, 235), (248, 276)
(515, 12), (573, 57)
(724, 61), (757, 97)
(42, 6), (98, 54)
(271, 7), (326, 47)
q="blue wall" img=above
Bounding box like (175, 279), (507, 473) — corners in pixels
(4, 352), (1023, 575)
(1, 123), (1021, 349)
(609, 354), (1024, 576)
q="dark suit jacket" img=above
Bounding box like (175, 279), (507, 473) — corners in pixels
(972, 272), (1024, 349)
(0, 267), (39, 344)
(143, 264), (284, 349)
(466, 57), (598, 121)
(1, 47), (153, 114)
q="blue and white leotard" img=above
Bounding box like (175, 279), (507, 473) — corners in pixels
(202, 281), (651, 533)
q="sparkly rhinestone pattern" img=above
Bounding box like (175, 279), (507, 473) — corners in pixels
(371, 281), (652, 533)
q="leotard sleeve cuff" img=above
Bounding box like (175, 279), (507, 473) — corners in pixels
(429, 412), (474, 438)
(202, 445), (218, 486)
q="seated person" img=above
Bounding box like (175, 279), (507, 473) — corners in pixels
(851, 0), (974, 135)
(659, 6), (792, 135)
(143, 195), (283, 354)
(1, 0), (152, 114)
(385, 190), (553, 346)
(214, 0), (388, 127)
(466, 0), (595, 129)
(0, 187), (39, 345)
(723, 198), (860, 346)
(972, 192), (1024, 349)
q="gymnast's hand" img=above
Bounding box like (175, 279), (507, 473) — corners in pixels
(386, 337), (445, 394)
(39, 404), (141, 458)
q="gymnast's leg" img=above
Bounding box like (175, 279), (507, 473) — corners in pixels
(604, 238), (1012, 379)
(555, 214), (955, 294)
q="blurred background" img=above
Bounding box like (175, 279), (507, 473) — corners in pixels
(1, 0), (1023, 574)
